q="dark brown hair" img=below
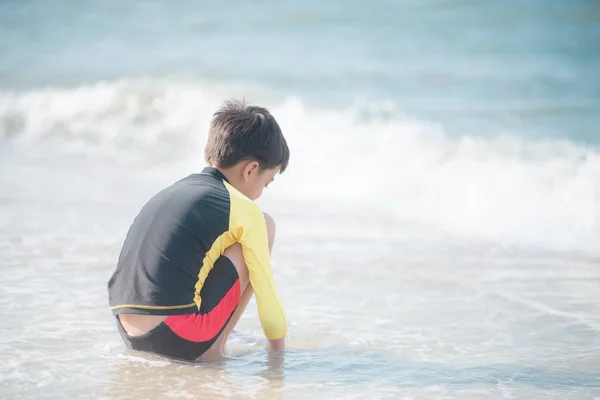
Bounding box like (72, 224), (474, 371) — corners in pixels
(204, 99), (290, 172)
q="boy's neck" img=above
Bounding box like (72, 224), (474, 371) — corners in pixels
(206, 164), (232, 182)
(206, 164), (236, 187)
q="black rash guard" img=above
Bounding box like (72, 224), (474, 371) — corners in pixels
(107, 167), (286, 340)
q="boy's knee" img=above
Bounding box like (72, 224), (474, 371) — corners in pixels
(263, 212), (276, 248)
(223, 243), (248, 282)
(223, 243), (243, 269)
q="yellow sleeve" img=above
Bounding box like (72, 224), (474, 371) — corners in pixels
(225, 182), (287, 340)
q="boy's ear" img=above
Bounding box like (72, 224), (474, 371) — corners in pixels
(243, 160), (261, 181)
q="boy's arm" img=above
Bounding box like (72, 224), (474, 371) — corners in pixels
(225, 182), (287, 343)
(237, 208), (287, 342)
(224, 185), (285, 345)
(268, 337), (286, 351)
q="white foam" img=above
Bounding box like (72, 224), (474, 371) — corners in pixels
(271, 98), (600, 253)
(1, 79), (598, 253)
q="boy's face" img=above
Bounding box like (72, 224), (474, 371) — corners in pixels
(237, 161), (280, 201)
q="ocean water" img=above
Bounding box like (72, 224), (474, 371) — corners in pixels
(1, 1), (600, 399)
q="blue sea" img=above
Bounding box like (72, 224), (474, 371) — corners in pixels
(1, 1), (599, 399)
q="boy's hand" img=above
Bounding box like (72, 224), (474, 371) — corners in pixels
(267, 337), (285, 351)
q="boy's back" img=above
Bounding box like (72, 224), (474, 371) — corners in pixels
(108, 171), (232, 316)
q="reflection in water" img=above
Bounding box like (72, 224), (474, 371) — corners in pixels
(94, 339), (600, 400)
(96, 345), (286, 400)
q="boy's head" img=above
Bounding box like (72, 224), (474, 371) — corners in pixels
(204, 99), (290, 200)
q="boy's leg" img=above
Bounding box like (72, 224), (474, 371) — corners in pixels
(201, 213), (276, 358)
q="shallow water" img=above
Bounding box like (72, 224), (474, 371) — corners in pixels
(1, 155), (600, 399)
(1, 0), (600, 399)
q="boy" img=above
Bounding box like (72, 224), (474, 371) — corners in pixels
(107, 99), (289, 361)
